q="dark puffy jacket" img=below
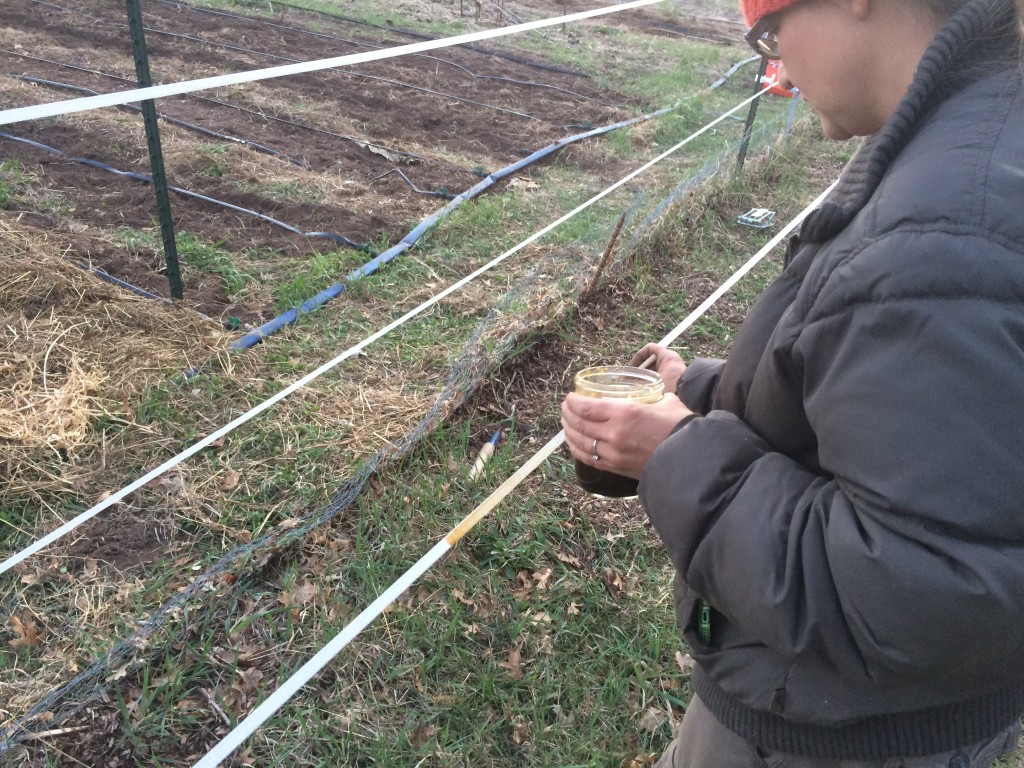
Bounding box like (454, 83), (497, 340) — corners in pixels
(638, 2), (1024, 760)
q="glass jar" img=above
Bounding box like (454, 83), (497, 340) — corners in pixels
(573, 366), (664, 498)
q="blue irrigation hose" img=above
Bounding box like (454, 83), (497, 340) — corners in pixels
(228, 56), (763, 349)
(230, 110), (672, 349)
(0, 133), (373, 252)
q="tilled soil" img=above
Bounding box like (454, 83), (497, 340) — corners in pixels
(0, 0), (679, 323)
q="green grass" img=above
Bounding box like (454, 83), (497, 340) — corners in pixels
(0, 3), (895, 766)
(273, 248), (365, 310)
(118, 228), (254, 296)
(0, 157), (29, 208)
(38, 126), (839, 764)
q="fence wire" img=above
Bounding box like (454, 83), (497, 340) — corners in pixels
(0, 115), (789, 756)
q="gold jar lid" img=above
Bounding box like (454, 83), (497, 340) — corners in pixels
(574, 366), (663, 403)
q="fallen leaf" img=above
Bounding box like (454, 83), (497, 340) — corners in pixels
(9, 613), (41, 650)
(603, 567), (627, 600)
(556, 551), (583, 568)
(362, 142), (399, 162)
(408, 722), (436, 748)
(83, 558), (99, 579)
(19, 572), (43, 587)
(512, 570), (532, 600)
(675, 651), (695, 674)
(508, 177), (539, 191)
(620, 755), (657, 768)
(638, 705), (667, 734)
(531, 566), (553, 591)
(219, 468), (242, 491)
(106, 665), (130, 682)
(566, 601), (581, 616)
(498, 647), (522, 679)
(510, 717), (531, 745)
(279, 580), (317, 609)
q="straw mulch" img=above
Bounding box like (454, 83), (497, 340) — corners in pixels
(0, 215), (228, 506)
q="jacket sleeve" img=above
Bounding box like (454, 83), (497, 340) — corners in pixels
(639, 229), (1024, 688)
(675, 358), (725, 414)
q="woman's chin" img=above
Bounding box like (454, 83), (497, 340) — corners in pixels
(818, 117), (855, 141)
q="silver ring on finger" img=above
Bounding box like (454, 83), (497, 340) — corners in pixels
(591, 438), (600, 462)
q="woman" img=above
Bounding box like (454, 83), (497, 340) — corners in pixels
(561, 0), (1024, 765)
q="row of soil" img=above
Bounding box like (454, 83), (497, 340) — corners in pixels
(0, 0), (651, 322)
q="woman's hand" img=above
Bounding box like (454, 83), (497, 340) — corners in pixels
(561, 392), (695, 480)
(630, 343), (686, 393)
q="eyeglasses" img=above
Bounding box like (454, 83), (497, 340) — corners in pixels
(744, 13), (780, 58)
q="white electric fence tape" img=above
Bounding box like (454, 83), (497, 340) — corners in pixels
(192, 179), (840, 768)
(0, 0), (664, 126)
(0, 84), (776, 578)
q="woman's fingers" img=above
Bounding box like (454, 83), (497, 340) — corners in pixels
(630, 343), (664, 368)
(560, 393), (695, 479)
(629, 343), (687, 392)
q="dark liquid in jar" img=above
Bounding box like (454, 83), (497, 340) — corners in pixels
(574, 459), (640, 498)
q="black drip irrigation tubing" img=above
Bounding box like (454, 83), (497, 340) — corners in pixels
(14, 71), (471, 196)
(156, 0), (627, 109)
(229, 0), (591, 78)
(371, 168), (455, 199)
(68, 261), (231, 328)
(1, 48), (459, 177)
(0, 116), (785, 751)
(74, 262), (166, 301)
(0, 257), (547, 756)
(646, 23), (737, 46)
(33, 0), (546, 124)
(10, 74), (310, 169)
(229, 57), (761, 350)
(0, 132), (374, 252)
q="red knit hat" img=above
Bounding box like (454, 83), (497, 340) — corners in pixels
(740, 0), (799, 26)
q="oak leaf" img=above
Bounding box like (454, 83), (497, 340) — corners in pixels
(531, 566), (553, 591)
(498, 647), (522, 679)
(9, 613), (41, 650)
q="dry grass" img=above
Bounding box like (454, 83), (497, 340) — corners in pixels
(0, 216), (227, 505)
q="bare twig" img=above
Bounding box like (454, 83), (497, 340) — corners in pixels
(200, 687), (232, 727)
(580, 210), (628, 304)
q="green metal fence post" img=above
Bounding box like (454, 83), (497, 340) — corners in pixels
(125, 0), (183, 299)
(735, 56), (770, 176)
